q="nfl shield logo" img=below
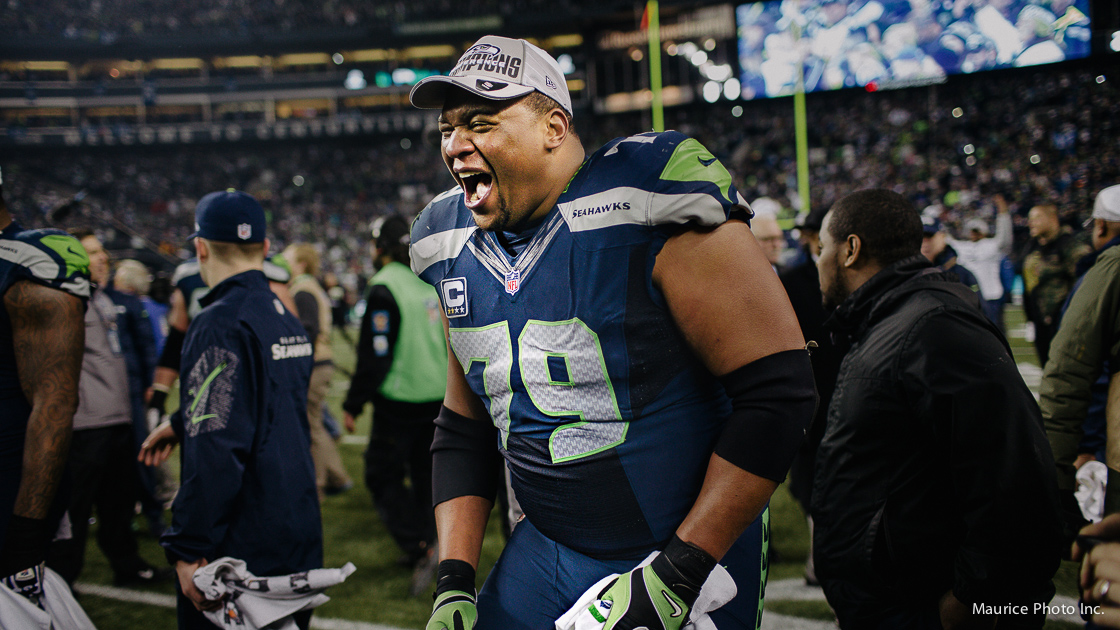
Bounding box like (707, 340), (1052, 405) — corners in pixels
(237, 223), (252, 240)
(504, 269), (521, 295)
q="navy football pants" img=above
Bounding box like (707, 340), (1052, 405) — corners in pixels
(476, 509), (769, 630)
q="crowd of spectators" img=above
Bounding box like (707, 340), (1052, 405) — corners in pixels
(0, 0), (583, 40)
(3, 61), (1115, 295)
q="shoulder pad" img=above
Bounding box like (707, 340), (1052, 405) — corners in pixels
(263, 258), (291, 283)
(570, 132), (747, 230)
(172, 259), (201, 287)
(4, 229), (91, 299)
(410, 187), (477, 281)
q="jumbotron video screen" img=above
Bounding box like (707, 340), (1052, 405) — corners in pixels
(736, 0), (1092, 98)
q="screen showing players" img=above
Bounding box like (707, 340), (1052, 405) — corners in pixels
(736, 0), (1092, 99)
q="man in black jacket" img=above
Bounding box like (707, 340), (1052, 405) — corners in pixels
(813, 189), (1062, 629)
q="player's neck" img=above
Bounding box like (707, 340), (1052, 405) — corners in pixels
(525, 144), (585, 226)
(204, 260), (264, 289)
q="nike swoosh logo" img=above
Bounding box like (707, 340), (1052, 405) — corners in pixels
(66, 245), (85, 259)
(698, 156), (716, 167)
(662, 590), (684, 618)
(187, 362), (227, 424)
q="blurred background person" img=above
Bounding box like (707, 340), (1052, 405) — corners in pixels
(946, 195), (1013, 331)
(283, 243), (353, 501)
(49, 229), (168, 588)
(750, 199), (788, 274)
(112, 258), (174, 537)
(778, 206), (841, 585)
(1042, 185), (1120, 543)
(1021, 203), (1092, 366)
(920, 214), (981, 293)
(341, 215), (447, 597)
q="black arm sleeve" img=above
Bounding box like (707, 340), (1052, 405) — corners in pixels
(342, 284), (401, 417)
(431, 406), (502, 506)
(157, 326), (185, 372)
(293, 291), (320, 342)
(715, 349), (818, 482)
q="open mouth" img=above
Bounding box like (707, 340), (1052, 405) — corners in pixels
(459, 172), (493, 209)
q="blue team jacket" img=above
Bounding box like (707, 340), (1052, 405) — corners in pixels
(161, 270), (321, 576)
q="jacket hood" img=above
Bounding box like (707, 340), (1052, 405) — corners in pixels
(824, 254), (979, 342)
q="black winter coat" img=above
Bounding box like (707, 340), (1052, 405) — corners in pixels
(812, 256), (1062, 627)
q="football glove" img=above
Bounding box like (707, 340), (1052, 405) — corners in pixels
(426, 559), (477, 630)
(596, 536), (716, 630)
(427, 589), (477, 630)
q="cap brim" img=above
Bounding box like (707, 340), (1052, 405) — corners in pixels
(410, 75), (535, 110)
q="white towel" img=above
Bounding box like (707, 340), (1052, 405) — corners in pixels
(0, 565), (96, 630)
(193, 557), (356, 630)
(1076, 460), (1108, 523)
(555, 552), (737, 630)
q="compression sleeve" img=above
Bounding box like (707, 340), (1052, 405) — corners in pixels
(715, 349), (817, 482)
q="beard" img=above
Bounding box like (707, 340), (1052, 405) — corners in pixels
(820, 269), (850, 313)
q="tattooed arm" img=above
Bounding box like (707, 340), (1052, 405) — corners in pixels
(7, 279), (84, 520)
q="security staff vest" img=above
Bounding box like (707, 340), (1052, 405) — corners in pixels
(369, 261), (446, 403)
(290, 274), (333, 364)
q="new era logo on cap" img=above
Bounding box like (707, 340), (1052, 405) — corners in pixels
(409, 35), (573, 118)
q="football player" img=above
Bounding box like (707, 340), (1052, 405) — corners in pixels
(408, 37), (817, 630)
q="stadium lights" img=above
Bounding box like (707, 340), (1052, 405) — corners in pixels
(963, 144), (975, 155)
(700, 64), (733, 82)
(557, 54), (575, 75)
(344, 70), (367, 90)
(702, 81), (721, 103)
(690, 50), (708, 65)
(724, 78), (741, 100)
(1098, 75), (1107, 84)
(292, 176), (305, 186)
(732, 105), (744, 118)
(1030, 155), (1041, 164)
(952, 107), (964, 118)
(1112, 31), (1120, 52)
(332, 53), (344, 65)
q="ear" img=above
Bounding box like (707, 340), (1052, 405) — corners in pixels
(843, 234), (863, 268)
(194, 237), (208, 261)
(543, 108), (569, 151)
(263, 238), (271, 258)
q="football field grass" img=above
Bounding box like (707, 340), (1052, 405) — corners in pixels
(73, 305), (1084, 629)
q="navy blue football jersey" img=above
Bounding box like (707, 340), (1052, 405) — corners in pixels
(173, 256), (291, 320)
(0, 223), (90, 543)
(412, 131), (751, 560)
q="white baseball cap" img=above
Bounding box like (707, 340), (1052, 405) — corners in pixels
(410, 35), (572, 117)
(1088, 185), (1120, 225)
